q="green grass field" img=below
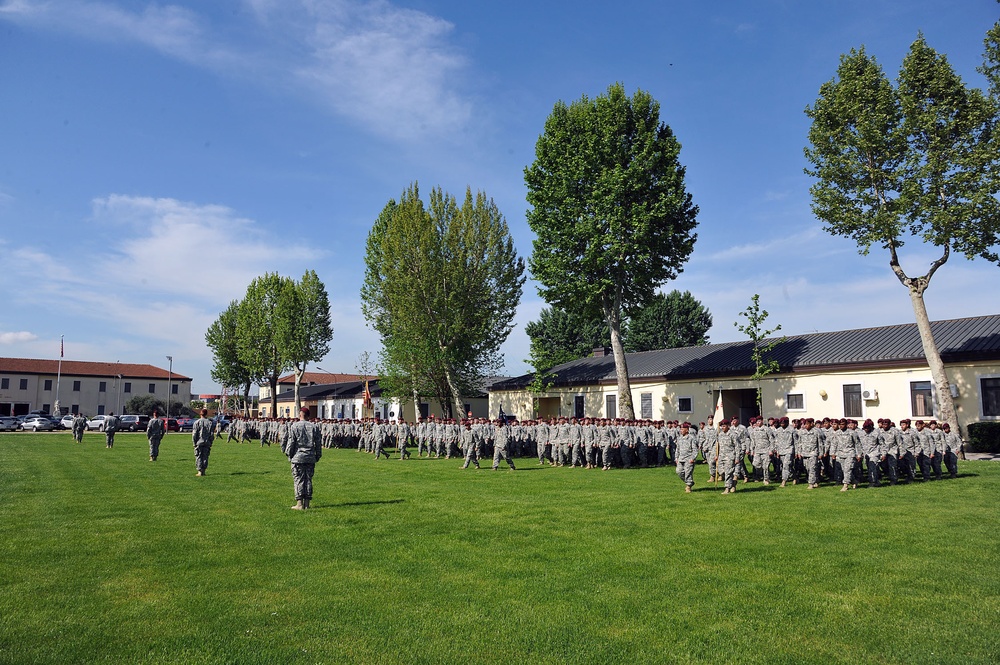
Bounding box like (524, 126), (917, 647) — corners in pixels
(1, 432), (998, 664)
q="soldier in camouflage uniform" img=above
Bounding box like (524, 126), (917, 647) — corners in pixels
(104, 412), (120, 448)
(941, 423), (960, 478)
(831, 418), (860, 491)
(147, 410), (166, 461)
(192, 408), (215, 476)
(715, 420), (739, 494)
(700, 416), (718, 482)
(460, 420), (481, 469)
(492, 419), (516, 471)
(675, 422), (699, 493)
(748, 417), (776, 484)
(282, 406), (322, 510)
(72, 412), (87, 443)
(396, 419), (412, 460)
(794, 418), (822, 489)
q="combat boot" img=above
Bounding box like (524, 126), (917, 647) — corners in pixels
(291, 500), (304, 510)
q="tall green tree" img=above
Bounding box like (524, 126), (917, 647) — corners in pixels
(205, 300), (254, 415)
(734, 294), (785, 415)
(805, 30), (1000, 443)
(525, 306), (610, 373)
(624, 290), (711, 353)
(237, 272), (295, 417)
(276, 269), (334, 413)
(525, 83), (699, 419)
(362, 183), (525, 418)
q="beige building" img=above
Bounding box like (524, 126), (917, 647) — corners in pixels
(0, 358), (193, 417)
(489, 314), (1000, 436)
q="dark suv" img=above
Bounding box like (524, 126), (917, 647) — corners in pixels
(120, 414), (151, 432)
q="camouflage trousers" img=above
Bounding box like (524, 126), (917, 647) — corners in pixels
(600, 442), (613, 468)
(194, 444), (212, 472)
(800, 455), (818, 485)
(676, 460), (695, 487)
(492, 444), (515, 470)
(570, 443), (584, 466)
(291, 462), (315, 500)
(834, 457), (855, 486)
(718, 457), (735, 489)
(751, 452), (771, 482)
(779, 453), (795, 482)
(462, 443), (480, 469)
(148, 435), (163, 460)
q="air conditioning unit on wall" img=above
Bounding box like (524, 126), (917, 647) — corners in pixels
(862, 388), (878, 400)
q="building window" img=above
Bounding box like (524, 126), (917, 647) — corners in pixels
(606, 394), (617, 419)
(124, 382), (132, 394)
(640, 393), (653, 419)
(44, 379), (53, 391)
(0, 378), (8, 389)
(910, 381), (934, 417)
(843, 384), (862, 418)
(148, 383), (156, 394)
(97, 405), (105, 415)
(982, 377), (1000, 418)
(678, 397), (693, 413)
(73, 380), (81, 391)
(42, 403), (50, 413)
(71, 404), (79, 415)
(786, 393), (804, 411)
(419, 403), (429, 418)
(99, 381), (106, 392)
(19, 379), (27, 390)
(575, 395), (585, 418)
(172, 384), (178, 395)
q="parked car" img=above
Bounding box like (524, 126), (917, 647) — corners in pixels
(60, 415), (77, 429)
(0, 416), (19, 431)
(44, 414), (66, 430)
(158, 417), (180, 432)
(120, 414), (150, 432)
(176, 417), (193, 432)
(87, 415), (109, 431)
(20, 415), (56, 431)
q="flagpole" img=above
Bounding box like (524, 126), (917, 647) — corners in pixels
(54, 335), (64, 415)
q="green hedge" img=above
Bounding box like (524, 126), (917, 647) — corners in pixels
(967, 422), (1000, 454)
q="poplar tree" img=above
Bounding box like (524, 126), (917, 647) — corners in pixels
(805, 28), (1000, 443)
(525, 83), (698, 419)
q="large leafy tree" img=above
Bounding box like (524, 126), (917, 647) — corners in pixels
(525, 306), (610, 373)
(805, 30), (1000, 443)
(362, 184), (525, 418)
(525, 83), (699, 419)
(237, 272), (295, 417)
(624, 290), (711, 353)
(205, 299), (254, 415)
(276, 269), (334, 413)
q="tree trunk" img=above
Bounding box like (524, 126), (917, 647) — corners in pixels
(603, 300), (635, 420)
(293, 366), (305, 415)
(269, 375), (279, 418)
(908, 287), (963, 458)
(443, 367), (465, 421)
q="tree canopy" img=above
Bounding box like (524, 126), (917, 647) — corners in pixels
(525, 83), (698, 419)
(525, 306), (610, 374)
(624, 290), (711, 353)
(804, 26), (1000, 440)
(362, 183), (525, 417)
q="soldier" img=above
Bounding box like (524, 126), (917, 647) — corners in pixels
(104, 412), (120, 448)
(147, 410), (165, 462)
(675, 422), (699, 493)
(715, 419), (739, 494)
(878, 419), (901, 485)
(460, 420), (480, 469)
(941, 423), (960, 478)
(897, 419), (918, 483)
(396, 418), (412, 460)
(192, 408), (215, 476)
(858, 419), (884, 487)
(492, 418), (516, 471)
(913, 420), (934, 481)
(372, 418), (391, 460)
(72, 411), (87, 443)
(926, 421), (945, 480)
(700, 416), (718, 481)
(282, 406), (322, 510)
(831, 418), (860, 491)
(795, 418), (822, 489)
(748, 417), (776, 484)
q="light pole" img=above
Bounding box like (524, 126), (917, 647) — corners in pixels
(166, 356), (172, 419)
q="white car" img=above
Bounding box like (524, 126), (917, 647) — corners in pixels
(87, 415), (109, 431)
(20, 415), (56, 431)
(61, 415), (76, 429)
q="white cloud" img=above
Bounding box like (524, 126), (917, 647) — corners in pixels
(0, 331), (38, 344)
(0, 0), (473, 141)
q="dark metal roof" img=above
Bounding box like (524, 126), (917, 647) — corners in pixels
(491, 313), (1000, 391)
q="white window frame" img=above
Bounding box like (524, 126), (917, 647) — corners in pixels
(978, 374), (1000, 420)
(677, 396), (693, 413)
(908, 374), (935, 419)
(785, 392), (806, 412)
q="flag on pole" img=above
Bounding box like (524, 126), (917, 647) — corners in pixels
(363, 380), (372, 410)
(60, 335), (64, 358)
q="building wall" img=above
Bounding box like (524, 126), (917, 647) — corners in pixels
(489, 360), (1000, 435)
(0, 372), (192, 416)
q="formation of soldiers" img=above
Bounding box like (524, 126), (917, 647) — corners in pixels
(220, 412), (963, 492)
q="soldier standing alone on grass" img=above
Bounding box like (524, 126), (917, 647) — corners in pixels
(282, 406), (322, 510)
(147, 410), (165, 462)
(192, 408), (214, 477)
(104, 412), (119, 449)
(72, 412), (87, 443)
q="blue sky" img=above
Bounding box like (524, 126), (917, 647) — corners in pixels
(1, 0), (998, 393)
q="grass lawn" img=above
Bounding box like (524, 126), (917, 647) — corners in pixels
(1, 431), (998, 664)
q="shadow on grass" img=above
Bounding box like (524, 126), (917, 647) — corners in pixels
(323, 499), (405, 508)
(230, 470), (273, 476)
